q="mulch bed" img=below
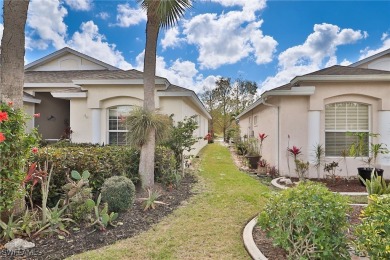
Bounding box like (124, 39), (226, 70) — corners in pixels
(279, 177), (367, 192)
(0, 174), (197, 260)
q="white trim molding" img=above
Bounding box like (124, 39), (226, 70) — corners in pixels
(51, 92), (87, 99)
(24, 83), (79, 88)
(73, 78), (170, 87)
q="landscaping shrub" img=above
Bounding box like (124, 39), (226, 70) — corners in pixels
(30, 145), (177, 205)
(354, 194), (390, 259)
(258, 181), (351, 259)
(101, 176), (135, 212)
(30, 146), (140, 206)
(0, 102), (39, 213)
(155, 146), (180, 187)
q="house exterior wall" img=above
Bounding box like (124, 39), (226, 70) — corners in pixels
(30, 53), (107, 71)
(160, 96), (208, 156)
(242, 81), (390, 179)
(23, 103), (35, 133)
(70, 99), (91, 143)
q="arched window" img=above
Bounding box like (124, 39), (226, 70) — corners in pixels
(108, 106), (133, 145)
(325, 102), (369, 156)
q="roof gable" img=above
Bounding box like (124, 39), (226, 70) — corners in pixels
(350, 48), (390, 71)
(25, 47), (120, 71)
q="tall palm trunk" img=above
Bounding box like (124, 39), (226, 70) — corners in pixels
(0, 0), (29, 109)
(139, 10), (159, 189)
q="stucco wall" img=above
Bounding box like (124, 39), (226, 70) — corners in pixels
(23, 103), (35, 133)
(160, 96), (208, 156)
(31, 53), (107, 71)
(70, 99), (91, 143)
(241, 81), (390, 179)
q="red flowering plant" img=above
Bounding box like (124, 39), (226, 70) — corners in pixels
(287, 145), (309, 180)
(258, 133), (268, 156)
(0, 101), (40, 213)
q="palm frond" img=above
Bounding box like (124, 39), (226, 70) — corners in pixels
(125, 107), (172, 147)
(137, 0), (192, 29)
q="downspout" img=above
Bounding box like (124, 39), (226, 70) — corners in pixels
(262, 98), (280, 173)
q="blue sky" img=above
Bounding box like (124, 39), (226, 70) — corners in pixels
(2, 0), (390, 93)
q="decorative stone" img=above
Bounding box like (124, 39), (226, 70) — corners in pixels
(4, 238), (35, 251)
(279, 178), (293, 185)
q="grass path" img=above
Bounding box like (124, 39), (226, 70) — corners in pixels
(71, 143), (270, 260)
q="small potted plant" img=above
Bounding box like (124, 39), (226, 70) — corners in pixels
(257, 158), (268, 175)
(349, 132), (389, 185)
(245, 137), (261, 169)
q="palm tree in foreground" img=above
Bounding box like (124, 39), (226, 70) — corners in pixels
(137, 0), (192, 188)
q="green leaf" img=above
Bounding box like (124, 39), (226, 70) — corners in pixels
(71, 170), (81, 180)
(85, 199), (95, 209)
(82, 170), (90, 180)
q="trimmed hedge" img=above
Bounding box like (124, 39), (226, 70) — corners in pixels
(30, 145), (176, 205)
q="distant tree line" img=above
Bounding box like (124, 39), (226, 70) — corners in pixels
(199, 77), (259, 142)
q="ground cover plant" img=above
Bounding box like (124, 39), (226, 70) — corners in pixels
(258, 181), (351, 259)
(71, 143), (270, 259)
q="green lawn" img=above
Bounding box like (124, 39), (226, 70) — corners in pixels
(70, 143), (270, 260)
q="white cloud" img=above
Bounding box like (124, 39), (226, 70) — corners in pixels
(134, 51), (219, 92)
(161, 27), (184, 50)
(64, 0), (92, 11)
(0, 24), (3, 42)
(183, 2), (277, 69)
(97, 12), (110, 20)
(27, 0), (68, 49)
(261, 23), (366, 93)
(68, 21), (132, 70)
(340, 59), (352, 66)
(114, 4), (146, 27)
(359, 33), (390, 60)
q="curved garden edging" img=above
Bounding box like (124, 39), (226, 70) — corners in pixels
(271, 177), (368, 195)
(243, 217), (268, 260)
(271, 177), (368, 206)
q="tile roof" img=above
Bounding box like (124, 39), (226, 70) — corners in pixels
(24, 69), (163, 83)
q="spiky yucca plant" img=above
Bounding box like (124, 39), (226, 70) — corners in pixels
(125, 108), (172, 148)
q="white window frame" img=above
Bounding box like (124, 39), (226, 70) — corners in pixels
(324, 102), (370, 157)
(107, 105), (133, 145)
(254, 115), (258, 126)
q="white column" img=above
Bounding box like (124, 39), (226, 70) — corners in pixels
(378, 111), (390, 166)
(308, 111), (321, 163)
(91, 108), (101, 144)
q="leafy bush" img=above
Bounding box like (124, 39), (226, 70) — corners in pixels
(258, 181), (351, 259)
(30, 145), (177, 206)
(30, 146), (139, 206)
(101, 176), (135, 212)
(155, 146), (180, 187)
(354, 194), (390, 259)
(0, 102), (39, 213)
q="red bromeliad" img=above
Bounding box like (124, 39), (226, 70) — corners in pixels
(288, 145), (302, 160)
(0, 132), (5, 142)
(259, 133), (268, 141)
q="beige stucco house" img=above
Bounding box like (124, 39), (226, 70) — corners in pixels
(22, 47), (211, 155)
(237, 48), (390, 178)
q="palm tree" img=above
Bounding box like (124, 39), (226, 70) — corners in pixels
(0, 0), (30, 109)
(137, 0), (192, 188)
